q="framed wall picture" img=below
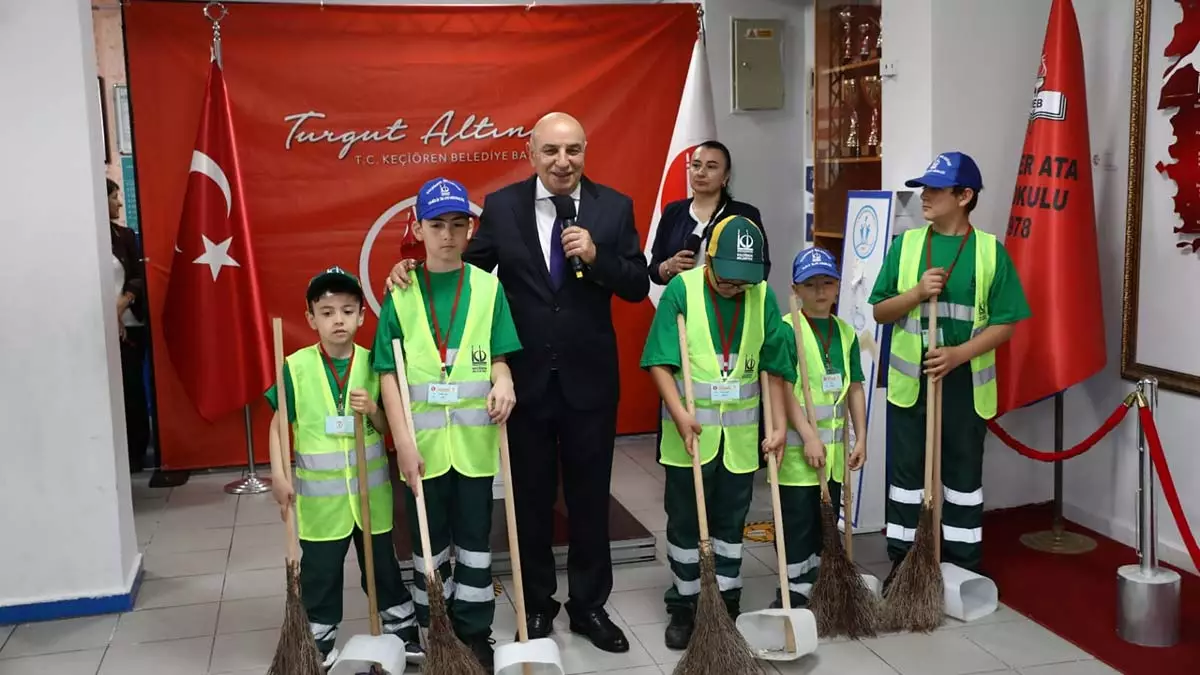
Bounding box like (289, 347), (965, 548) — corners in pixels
(1121, 0), (1200, 396)
(114, 84), (133, 156)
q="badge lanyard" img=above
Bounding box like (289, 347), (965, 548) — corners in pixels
(925, 225), (973, 283)
(319, 345), (355, 415)
(706, 283), (743, 376)
(804, 312), (836, 369)
(423, 264), (466, 379)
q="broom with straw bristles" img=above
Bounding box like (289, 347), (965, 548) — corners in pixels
(671, 314), (764, 675)
(267, 318), (325, 675)
(391, 338), (486, 675)
(787, 296), (878, 639)
(879, 299), (945, 633)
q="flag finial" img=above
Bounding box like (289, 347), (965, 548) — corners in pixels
(204, 2), (227, 67)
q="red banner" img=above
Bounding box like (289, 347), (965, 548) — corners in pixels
(125, 3), (697, 470)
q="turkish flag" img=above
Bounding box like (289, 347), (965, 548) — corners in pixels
(161, 60), (272, 423)
(995, 0), (1105, 416)
(644, 34), (718, 307)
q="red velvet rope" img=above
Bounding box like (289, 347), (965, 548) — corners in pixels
(1138, 406), (1200, 574)
(985, 401), (1132, 462)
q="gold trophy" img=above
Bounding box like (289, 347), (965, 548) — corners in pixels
(839, 7), (854, 64)
(844, 78), (860, 157)
(859, 21), (874, 61)
(865, 76), (881, 155)
(875, 20), (883, 59)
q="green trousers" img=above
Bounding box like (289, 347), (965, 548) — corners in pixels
(773, 480), (842, 607)
(885, 365), (986, 571)
(300, 527), (416, 656)
(404, 469), (495, 638)
(663, 441), (755, 617)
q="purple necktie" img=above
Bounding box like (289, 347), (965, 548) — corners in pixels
(549, 216), (566, 289)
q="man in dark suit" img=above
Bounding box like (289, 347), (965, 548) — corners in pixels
(388, 112), (649, 652)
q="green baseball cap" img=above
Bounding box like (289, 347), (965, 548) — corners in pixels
(306, 266), (363, 304)
(707, 215), (765, 283)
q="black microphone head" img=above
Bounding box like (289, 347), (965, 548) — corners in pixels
(684, 234), (703, 255)
(550, 194), (577, 220)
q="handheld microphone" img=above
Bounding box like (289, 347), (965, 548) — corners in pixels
(551, 194), (585, 279)
(684, 233), (703, 256)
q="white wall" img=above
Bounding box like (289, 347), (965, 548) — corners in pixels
(883, 0), (1196, 573)
(0, 0), (141, 608)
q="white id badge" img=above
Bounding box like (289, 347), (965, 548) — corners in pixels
(428, 383), (460, 405)
(325, 415), (355, 436)
(710, 383), (739, 402)
(822, 373), (843, 393)
(922, 327), (946, 349)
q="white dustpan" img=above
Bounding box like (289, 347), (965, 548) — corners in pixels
(494, 637), (564, 674)
(737, 608), (819, 661)
(328, 634), (406, 675)
(941, 562), (998, 622)
(496, 424), (564, 674)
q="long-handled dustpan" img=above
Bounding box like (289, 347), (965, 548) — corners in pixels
(735, 373), (818, 661)
(329, 415), (407, 675)
(494, 423), (564, 675)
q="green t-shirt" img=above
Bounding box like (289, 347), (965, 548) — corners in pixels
(792, 315), (865, 384)
(640, 276), (797, 382)
(264, 352), (354, 425)
(868, 228), (1031, 347)
(370, 265), (522, 374)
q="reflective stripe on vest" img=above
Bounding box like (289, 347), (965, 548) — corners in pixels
(658, 268), (765, 474)
(392, 264), (500, 480)
(886, 226), (998, 419)
(289, 344), (393, 542)
(779, 313), (853, 486)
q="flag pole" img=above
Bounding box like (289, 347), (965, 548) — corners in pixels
(1019, 392), (1095, 553)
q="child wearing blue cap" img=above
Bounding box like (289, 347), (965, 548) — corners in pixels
(371, 177), (523, 668)
(869, 152), (1030, 590)
(773, 246), (868, 607)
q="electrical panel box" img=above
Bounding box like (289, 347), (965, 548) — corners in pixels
(731, 18), (785, 111)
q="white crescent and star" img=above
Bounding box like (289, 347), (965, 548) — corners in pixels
(172, 150), (239, 278)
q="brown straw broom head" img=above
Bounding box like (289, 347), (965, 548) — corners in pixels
(672, 543), (765, 675)
(422, 572), (487, 675)
(808, 498), (880, 639)
(880, 507), (944, 633)
(266, 560), (325, 675)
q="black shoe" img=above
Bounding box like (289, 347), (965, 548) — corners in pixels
(881, 560), (902, 597)
(460, 633), (494, 670)
(568, 609), (629, 653)
(397, 627), (425, 664)
(521, 610), (554, 640)
(664, 611), (694, 651)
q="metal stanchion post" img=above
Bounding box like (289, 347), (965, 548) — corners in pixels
(1021, 392), (1097, 553)
(224, 405), (272, 495)
(1116, 378), (1180, 647)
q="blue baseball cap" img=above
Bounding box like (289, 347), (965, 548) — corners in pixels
(416, 177), (471, 220)
(904, 151), (984, 191)
(792, 247), (840, 284)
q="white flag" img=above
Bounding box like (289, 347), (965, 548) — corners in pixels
(644, 35), (718, 307)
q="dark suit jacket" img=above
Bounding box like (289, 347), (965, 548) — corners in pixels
(465, 176), (649, 412)
(111, 222), (147, 322)
(647, 198), (770, 285)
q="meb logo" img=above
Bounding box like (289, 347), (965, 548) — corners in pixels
(736, 229), (755, 261)
(470, 345), (489, 373)
(744, 356), (756, 374)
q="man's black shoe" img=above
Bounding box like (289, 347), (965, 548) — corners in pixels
(460, 633), (494, 670)
(664, 611), (694, 651)
(522, 611), (554, 640)
(568, 609), (629, 653)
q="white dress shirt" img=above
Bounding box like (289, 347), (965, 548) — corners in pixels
(534, 179), (582, 273)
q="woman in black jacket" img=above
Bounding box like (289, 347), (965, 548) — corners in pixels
(109, 179), (151, 473)
(648, 140), (771, 285)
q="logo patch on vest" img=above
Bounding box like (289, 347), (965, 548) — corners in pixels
(470, 345), (489, 373)
(744, 356), (757, 374)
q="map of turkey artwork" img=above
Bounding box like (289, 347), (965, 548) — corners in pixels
(1157, 0), (1200, 252)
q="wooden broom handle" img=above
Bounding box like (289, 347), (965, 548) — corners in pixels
(391, 339), (437, 583)
(762, 372), (798, 654)
(924, 298), (939, 514)
(787, 294), (829, 502)
(354, 414), (381, 637)
(271, 319), (300, 566)
(933, 379), (944, 563)
(843, 407), (854, 558)
(499, 425), (531, 646)
(675, 314), (709, 543)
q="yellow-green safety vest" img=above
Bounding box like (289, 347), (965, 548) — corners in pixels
(391, 264), (500, 480)
(779, 313), (853, 486)
(289, 344), (392, 542)
(887, 225), (998, 419)
(659, 267), (764, 474)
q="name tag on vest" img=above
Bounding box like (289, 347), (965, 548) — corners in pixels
(822, 373), (843, 393)
(325, 415), (355, 437)
(429, 383), (460, 405)
(711, 383), (740, 402)
(922, 327), (945, 349)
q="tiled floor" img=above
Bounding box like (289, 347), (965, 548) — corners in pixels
(0, 436), (1118, 675)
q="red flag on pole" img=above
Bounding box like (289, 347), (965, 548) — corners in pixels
(995, 0), (1105, 417)
(162, 60), (271, 423)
